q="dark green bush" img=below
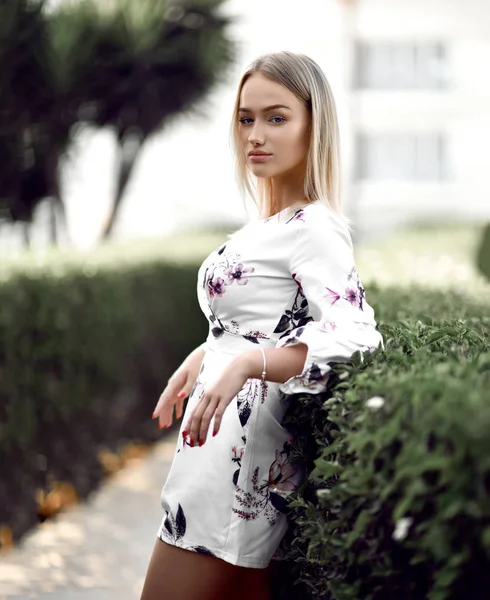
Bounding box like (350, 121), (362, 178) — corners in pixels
(2, 250), (489, 600)
(274, 286), (490, 600)
(0, 259), (207, 541)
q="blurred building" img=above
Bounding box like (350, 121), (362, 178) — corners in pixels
(335, 0), (490, 239)
(2, 0), (490, 250)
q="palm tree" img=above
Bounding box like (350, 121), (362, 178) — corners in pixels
(48, 0), (236, 240)
(0, 0), (70, 246)
(0, 0), (235, 245)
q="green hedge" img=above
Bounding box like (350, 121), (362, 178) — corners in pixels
(0, 259), (207, 542)
(2, 245), (489, 600)
(273, 286), (490, 600)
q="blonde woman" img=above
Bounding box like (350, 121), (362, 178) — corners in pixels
(141, 51), (383, 600)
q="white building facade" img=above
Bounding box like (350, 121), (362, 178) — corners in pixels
(334, 0), (490, 238)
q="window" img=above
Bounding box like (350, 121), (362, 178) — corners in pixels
(355, 134), (450, 182)
(355, 42), (448, 90)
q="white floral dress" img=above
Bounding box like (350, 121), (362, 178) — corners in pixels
(157, 201), (383, 569)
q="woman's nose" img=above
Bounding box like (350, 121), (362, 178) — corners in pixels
(248, 123), (265, 146)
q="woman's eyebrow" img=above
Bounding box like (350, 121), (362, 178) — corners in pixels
(238, 104), (292, 113)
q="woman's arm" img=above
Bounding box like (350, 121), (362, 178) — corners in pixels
(235, 345), (308, 385)
(182, 344), (309, 446)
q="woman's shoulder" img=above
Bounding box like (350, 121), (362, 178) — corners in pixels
(288, 201), (352, 241)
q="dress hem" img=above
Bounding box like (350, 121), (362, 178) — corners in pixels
(157, 533), (270, 569)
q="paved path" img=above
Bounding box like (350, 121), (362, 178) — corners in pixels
(0, 433), (178, 600)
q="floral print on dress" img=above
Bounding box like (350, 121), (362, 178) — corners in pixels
(207, 305), (227, 339)
(224, 263), (255, 286)
(242, 330), (269, 345)
(157, 201), (382, 568)
(322, 266), (365, 311)
(205, 252), (255, 300)
(159, 503), (217, 556)
(207, 271), (226, 298)
(231, 445), (245, 487)
(233, 441), (299, 526)
(285, 208), (306, 224)
(284, 361), (331, 391)
(236, 380), (266, 431)
(347, 265), (366, 310)
(202, 250), (262, 341)
(274, 275), (313, 340)
(321, 320), (338, 332)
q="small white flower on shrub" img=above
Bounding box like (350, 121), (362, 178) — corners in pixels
(317, 489), (331, 499)
(392, 517), (413, 541)
(366, 396), (385, 409)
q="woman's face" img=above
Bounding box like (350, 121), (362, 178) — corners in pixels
(237, 73), (310, 180)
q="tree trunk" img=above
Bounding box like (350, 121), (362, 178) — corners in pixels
(49, 196), (57, 245)
(50, 192), (70, 247)
(22, 222), (30, 249)
(46, 146), (71, 247)
(101, 133), (143, 241)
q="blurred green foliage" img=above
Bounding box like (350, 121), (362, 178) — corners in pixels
(1, 222), (488, 595)
(273, 287), (490, 600)
(0, 0), (64, 230)
(49, 0), (236, 238)
(0, 257), (207, 542)
(0, 0), (236, 240)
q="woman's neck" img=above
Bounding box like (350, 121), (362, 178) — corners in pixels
(270, 165), (308, 213)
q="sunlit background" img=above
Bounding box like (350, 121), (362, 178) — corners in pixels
(2, 0), (489, 252)
(1, 1), (489, 599)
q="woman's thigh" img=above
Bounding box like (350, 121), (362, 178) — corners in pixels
(234, 564), (272, 600)
(140, 539), (241, 600)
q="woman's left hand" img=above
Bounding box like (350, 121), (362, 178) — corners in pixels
(183, 355), (251, 446)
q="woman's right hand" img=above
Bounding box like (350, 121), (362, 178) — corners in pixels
(152, 345), (206, 430)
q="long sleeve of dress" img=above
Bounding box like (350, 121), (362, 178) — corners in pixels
(276, 207), (384, 395)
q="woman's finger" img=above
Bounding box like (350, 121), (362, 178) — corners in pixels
(186, 394), (212, 446)
(212, 401), (227, 438)
(175, 380), (193, 420)
(153, 389), (173, 421)
(198, 397), (221, 445)
(175, 395), (185, 421)
(155, 400), (170, 429)
(153, 372), (186, 419)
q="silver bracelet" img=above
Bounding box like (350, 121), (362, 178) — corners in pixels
(259, 347), (267, 384)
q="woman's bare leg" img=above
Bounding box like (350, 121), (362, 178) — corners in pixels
(234, 564), (272, 600)
(140, 539), (240, 600)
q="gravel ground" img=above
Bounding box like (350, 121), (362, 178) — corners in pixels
(0, 433), (178, 600)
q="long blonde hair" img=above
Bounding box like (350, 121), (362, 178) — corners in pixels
(231, 51), (348, 226)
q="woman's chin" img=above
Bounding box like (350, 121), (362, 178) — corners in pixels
(249, 164), (274, 178)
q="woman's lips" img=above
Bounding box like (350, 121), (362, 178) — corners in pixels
(249, 154), (272, 163)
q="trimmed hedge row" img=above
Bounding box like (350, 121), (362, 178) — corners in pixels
(273, 286), (490, 600)
(1, 247), (489, 600)
(0, 259), (207, 542)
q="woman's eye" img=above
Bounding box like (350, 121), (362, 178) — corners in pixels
(239, 117), (253, 125)
(270, 116), (286, 124)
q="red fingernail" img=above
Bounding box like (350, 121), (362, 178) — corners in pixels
(190, 439), (195, 447)
(182, 430), (188, 437)
(178, 392), (186, 399)
(199, 439), (204, 447)
(213, 430), (217, 437)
